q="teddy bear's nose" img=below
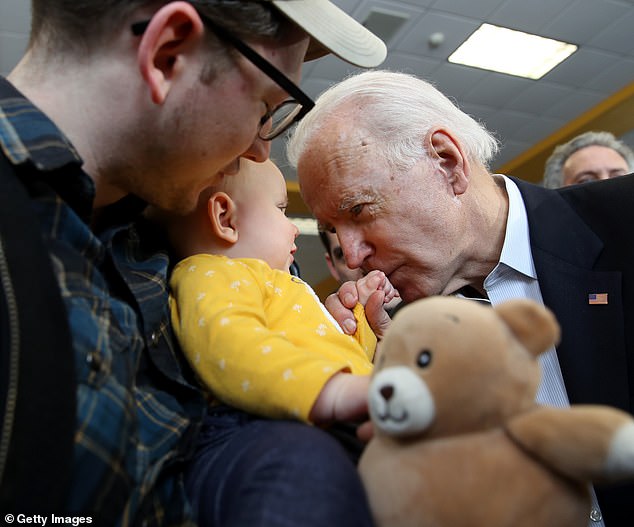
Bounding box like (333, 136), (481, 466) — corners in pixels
(380, 385), (394, 401)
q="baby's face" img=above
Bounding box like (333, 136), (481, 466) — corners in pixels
(232, 160), (299, 272)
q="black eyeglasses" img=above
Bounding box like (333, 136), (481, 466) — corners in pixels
(131, 12), (315, 140)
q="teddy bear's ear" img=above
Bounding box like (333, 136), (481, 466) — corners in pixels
(494, 299), (560, 357)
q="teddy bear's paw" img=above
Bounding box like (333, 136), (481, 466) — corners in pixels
(605, 421), (634, 480)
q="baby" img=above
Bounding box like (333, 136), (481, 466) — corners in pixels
(167, 158), (398, 425)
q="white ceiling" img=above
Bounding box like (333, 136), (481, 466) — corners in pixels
(2, 0), (634, 296)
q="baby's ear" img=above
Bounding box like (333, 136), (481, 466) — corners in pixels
(208, 192), (239, 243)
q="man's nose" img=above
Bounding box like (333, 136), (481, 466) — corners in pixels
(338, 231), (371, 269)
(242, 136), (272, 163)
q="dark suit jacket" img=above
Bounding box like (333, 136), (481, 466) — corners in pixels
(515, 175), (634, 526)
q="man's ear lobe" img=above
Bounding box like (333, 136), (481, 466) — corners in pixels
(428, 129), (469, 196)
(137, 2), (205, 104)
(208, 192), (239, 243)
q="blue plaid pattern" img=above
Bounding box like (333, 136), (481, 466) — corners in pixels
(0, 77), (205, 526)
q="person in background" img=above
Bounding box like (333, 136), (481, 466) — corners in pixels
(542, 131), (634, 188)
(0, 1), (386, 524)
(320, 229), (365, 283)
(286, 69), (634, 526)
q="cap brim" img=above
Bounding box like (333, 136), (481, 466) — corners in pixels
(270, 0), (387, 68)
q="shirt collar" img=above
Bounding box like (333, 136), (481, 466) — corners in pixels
(490, 174), (537, 280)
(0, 76), (82, 170)
(0, 76), (106, 224)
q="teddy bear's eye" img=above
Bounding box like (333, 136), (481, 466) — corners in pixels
(417, 349), (432, 368)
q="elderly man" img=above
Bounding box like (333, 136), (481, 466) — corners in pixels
(543, 131), (634, 188)
(287, 70), (634, 526)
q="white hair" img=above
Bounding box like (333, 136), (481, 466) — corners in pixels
(286, 70), (499, 172)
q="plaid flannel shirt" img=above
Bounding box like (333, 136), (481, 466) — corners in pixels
(0, 77), (205, 526)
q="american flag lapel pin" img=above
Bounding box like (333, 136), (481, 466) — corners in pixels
(588, 293), (608, 305)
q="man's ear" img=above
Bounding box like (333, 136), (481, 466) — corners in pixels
(426, 129), (470, 196)
(137, 2), (205, 104)
(208, 192), (239, 244)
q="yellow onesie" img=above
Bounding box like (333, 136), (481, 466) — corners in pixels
(170, 254), (376, 423)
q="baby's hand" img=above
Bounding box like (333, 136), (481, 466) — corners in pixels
(326, 271), (399, 339)
(355, 270), (399, 307)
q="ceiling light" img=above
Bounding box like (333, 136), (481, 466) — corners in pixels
(448, 23), (577, 80)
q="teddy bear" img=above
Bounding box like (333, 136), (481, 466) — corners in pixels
(358, 296), (634, 527)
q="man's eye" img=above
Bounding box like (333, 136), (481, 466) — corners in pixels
(577, 175), (596, 184)
(278, 205), (288, 214)
(333, 247), (344, 259)
(350, 204), (364, 216)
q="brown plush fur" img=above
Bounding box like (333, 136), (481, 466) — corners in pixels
(359, 297), (634, 527)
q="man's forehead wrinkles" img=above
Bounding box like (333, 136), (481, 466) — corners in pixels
(323, 131), (375, 169)
(324, 151), (358, 176)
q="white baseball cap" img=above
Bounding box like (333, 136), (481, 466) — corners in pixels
(270, 0), (387, 68)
